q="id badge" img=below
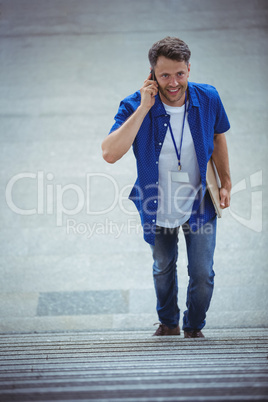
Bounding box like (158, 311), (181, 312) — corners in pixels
(170, 171), (190, 183)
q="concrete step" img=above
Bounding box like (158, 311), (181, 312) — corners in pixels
(0, 329), (267, 401)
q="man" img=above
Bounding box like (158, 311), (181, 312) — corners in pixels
(102, 37), (231, 338)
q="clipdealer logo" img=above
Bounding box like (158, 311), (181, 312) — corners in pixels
(4, 171), (135, 226)
(229, 170), (263, 232)
(4, 170), (263, 236)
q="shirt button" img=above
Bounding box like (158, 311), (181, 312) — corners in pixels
(159, 142), (162, 146)
(152, 219), (155, 223)
(156, 181), (158, 185)
(164, 123), (167, 127)
(156, 161), (158, 164)
(154, 200), (157, 203)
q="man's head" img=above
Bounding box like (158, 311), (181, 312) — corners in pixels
(148, 37), (191, 107)
(148, 36), (191, 68)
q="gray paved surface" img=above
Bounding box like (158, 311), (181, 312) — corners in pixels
(0, 329), (267, 401)
(0, 0), (268, 333)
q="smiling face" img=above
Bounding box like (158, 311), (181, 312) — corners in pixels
(154, 56), (191, 107)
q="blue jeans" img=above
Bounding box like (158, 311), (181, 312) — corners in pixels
(150, 216), (217, 331)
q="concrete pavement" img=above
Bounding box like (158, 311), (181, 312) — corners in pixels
(0, 329), (267, 401)
(0, 0), (267, 333)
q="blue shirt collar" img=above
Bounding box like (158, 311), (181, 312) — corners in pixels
(151, 94), (167, 118)
(188, 81), (200, 109)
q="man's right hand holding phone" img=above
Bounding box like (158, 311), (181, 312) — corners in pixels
(102, 71), (158, 164)
(140, 72), (158, 111)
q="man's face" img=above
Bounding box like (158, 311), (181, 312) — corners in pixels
(154, 56), (190, 107)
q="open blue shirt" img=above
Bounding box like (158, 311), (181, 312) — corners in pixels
(109, 82), (230, 245)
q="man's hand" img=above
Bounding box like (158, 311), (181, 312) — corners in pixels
(219, 186), (231, 209)
(140, 72), (158, 111)
(212, 133), (232, 210)
(102, 73), (158, 164)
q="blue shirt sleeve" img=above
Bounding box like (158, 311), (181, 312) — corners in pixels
(109, 92), (141, 134)
(214, 90), (230, 134)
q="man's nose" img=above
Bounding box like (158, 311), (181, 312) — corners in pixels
(170, 76), (179, 87)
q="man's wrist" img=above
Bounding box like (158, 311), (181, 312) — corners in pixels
(137, 104), (151, 117)
(221, 179), (232, 192)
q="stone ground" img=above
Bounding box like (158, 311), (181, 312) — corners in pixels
(0, 329), (267, 401)
(0, 0), (268, 333)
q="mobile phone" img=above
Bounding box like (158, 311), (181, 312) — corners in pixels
(151, 69), (155, 81)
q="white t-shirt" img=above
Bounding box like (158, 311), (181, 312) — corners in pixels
(156, 102), (201, 228)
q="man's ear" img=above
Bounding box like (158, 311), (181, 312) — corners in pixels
(187, 62), (191, 77)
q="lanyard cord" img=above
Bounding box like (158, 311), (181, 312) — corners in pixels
(168, 91), (187, 171)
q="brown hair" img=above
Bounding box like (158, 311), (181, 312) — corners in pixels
(148, 37), (191, 68)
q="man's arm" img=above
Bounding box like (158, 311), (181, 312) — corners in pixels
(102, 73), (158, 164)
(212, 133), (232, 209)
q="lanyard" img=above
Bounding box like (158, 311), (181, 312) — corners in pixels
(168, 91), (187, 171)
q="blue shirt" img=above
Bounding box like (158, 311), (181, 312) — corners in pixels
(109, 82), (230, 245)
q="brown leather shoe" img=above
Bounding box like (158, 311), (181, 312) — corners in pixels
(153, 323), (180, 336)
(184, 330), (205, 338)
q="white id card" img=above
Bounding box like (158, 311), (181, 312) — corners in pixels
(170, 171), (190, 183)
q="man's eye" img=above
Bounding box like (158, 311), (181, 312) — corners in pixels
(162, 74), (169, 78)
